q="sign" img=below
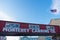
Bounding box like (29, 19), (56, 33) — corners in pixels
(0, 20), (60, 36)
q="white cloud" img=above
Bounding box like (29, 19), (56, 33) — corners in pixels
(51, 0), (60, 14)
(0, 11), (16, 21)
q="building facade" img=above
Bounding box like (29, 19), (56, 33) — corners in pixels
(50, 18), (60, 40)
(50, 18), (60, 26)
(20, 36), (38, 40)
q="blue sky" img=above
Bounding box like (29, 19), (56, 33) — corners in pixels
(0, 0), (60, 24)
(0, 0), (60, 40)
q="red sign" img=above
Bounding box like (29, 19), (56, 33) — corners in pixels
(0, 20), (60, 36)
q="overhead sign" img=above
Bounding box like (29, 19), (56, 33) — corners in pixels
(0, 20), (60, 36)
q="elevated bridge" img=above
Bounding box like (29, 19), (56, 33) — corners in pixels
(0, 20), (60, 36)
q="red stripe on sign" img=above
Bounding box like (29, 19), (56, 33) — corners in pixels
(54, 26), (60, 33)
(39, 25), (46, 30)
(0, 21), (6, 32)
(20, 23), (29, 28)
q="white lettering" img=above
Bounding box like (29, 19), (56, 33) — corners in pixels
(29, 24), (39, 29)
(46, 26), (56, 33)
(32, 28), (49, 33)
(20, 29), (27, 32)
(3, 27), (20, 32)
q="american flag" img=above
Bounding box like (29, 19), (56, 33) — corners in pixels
(50, 9), (57, 13)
